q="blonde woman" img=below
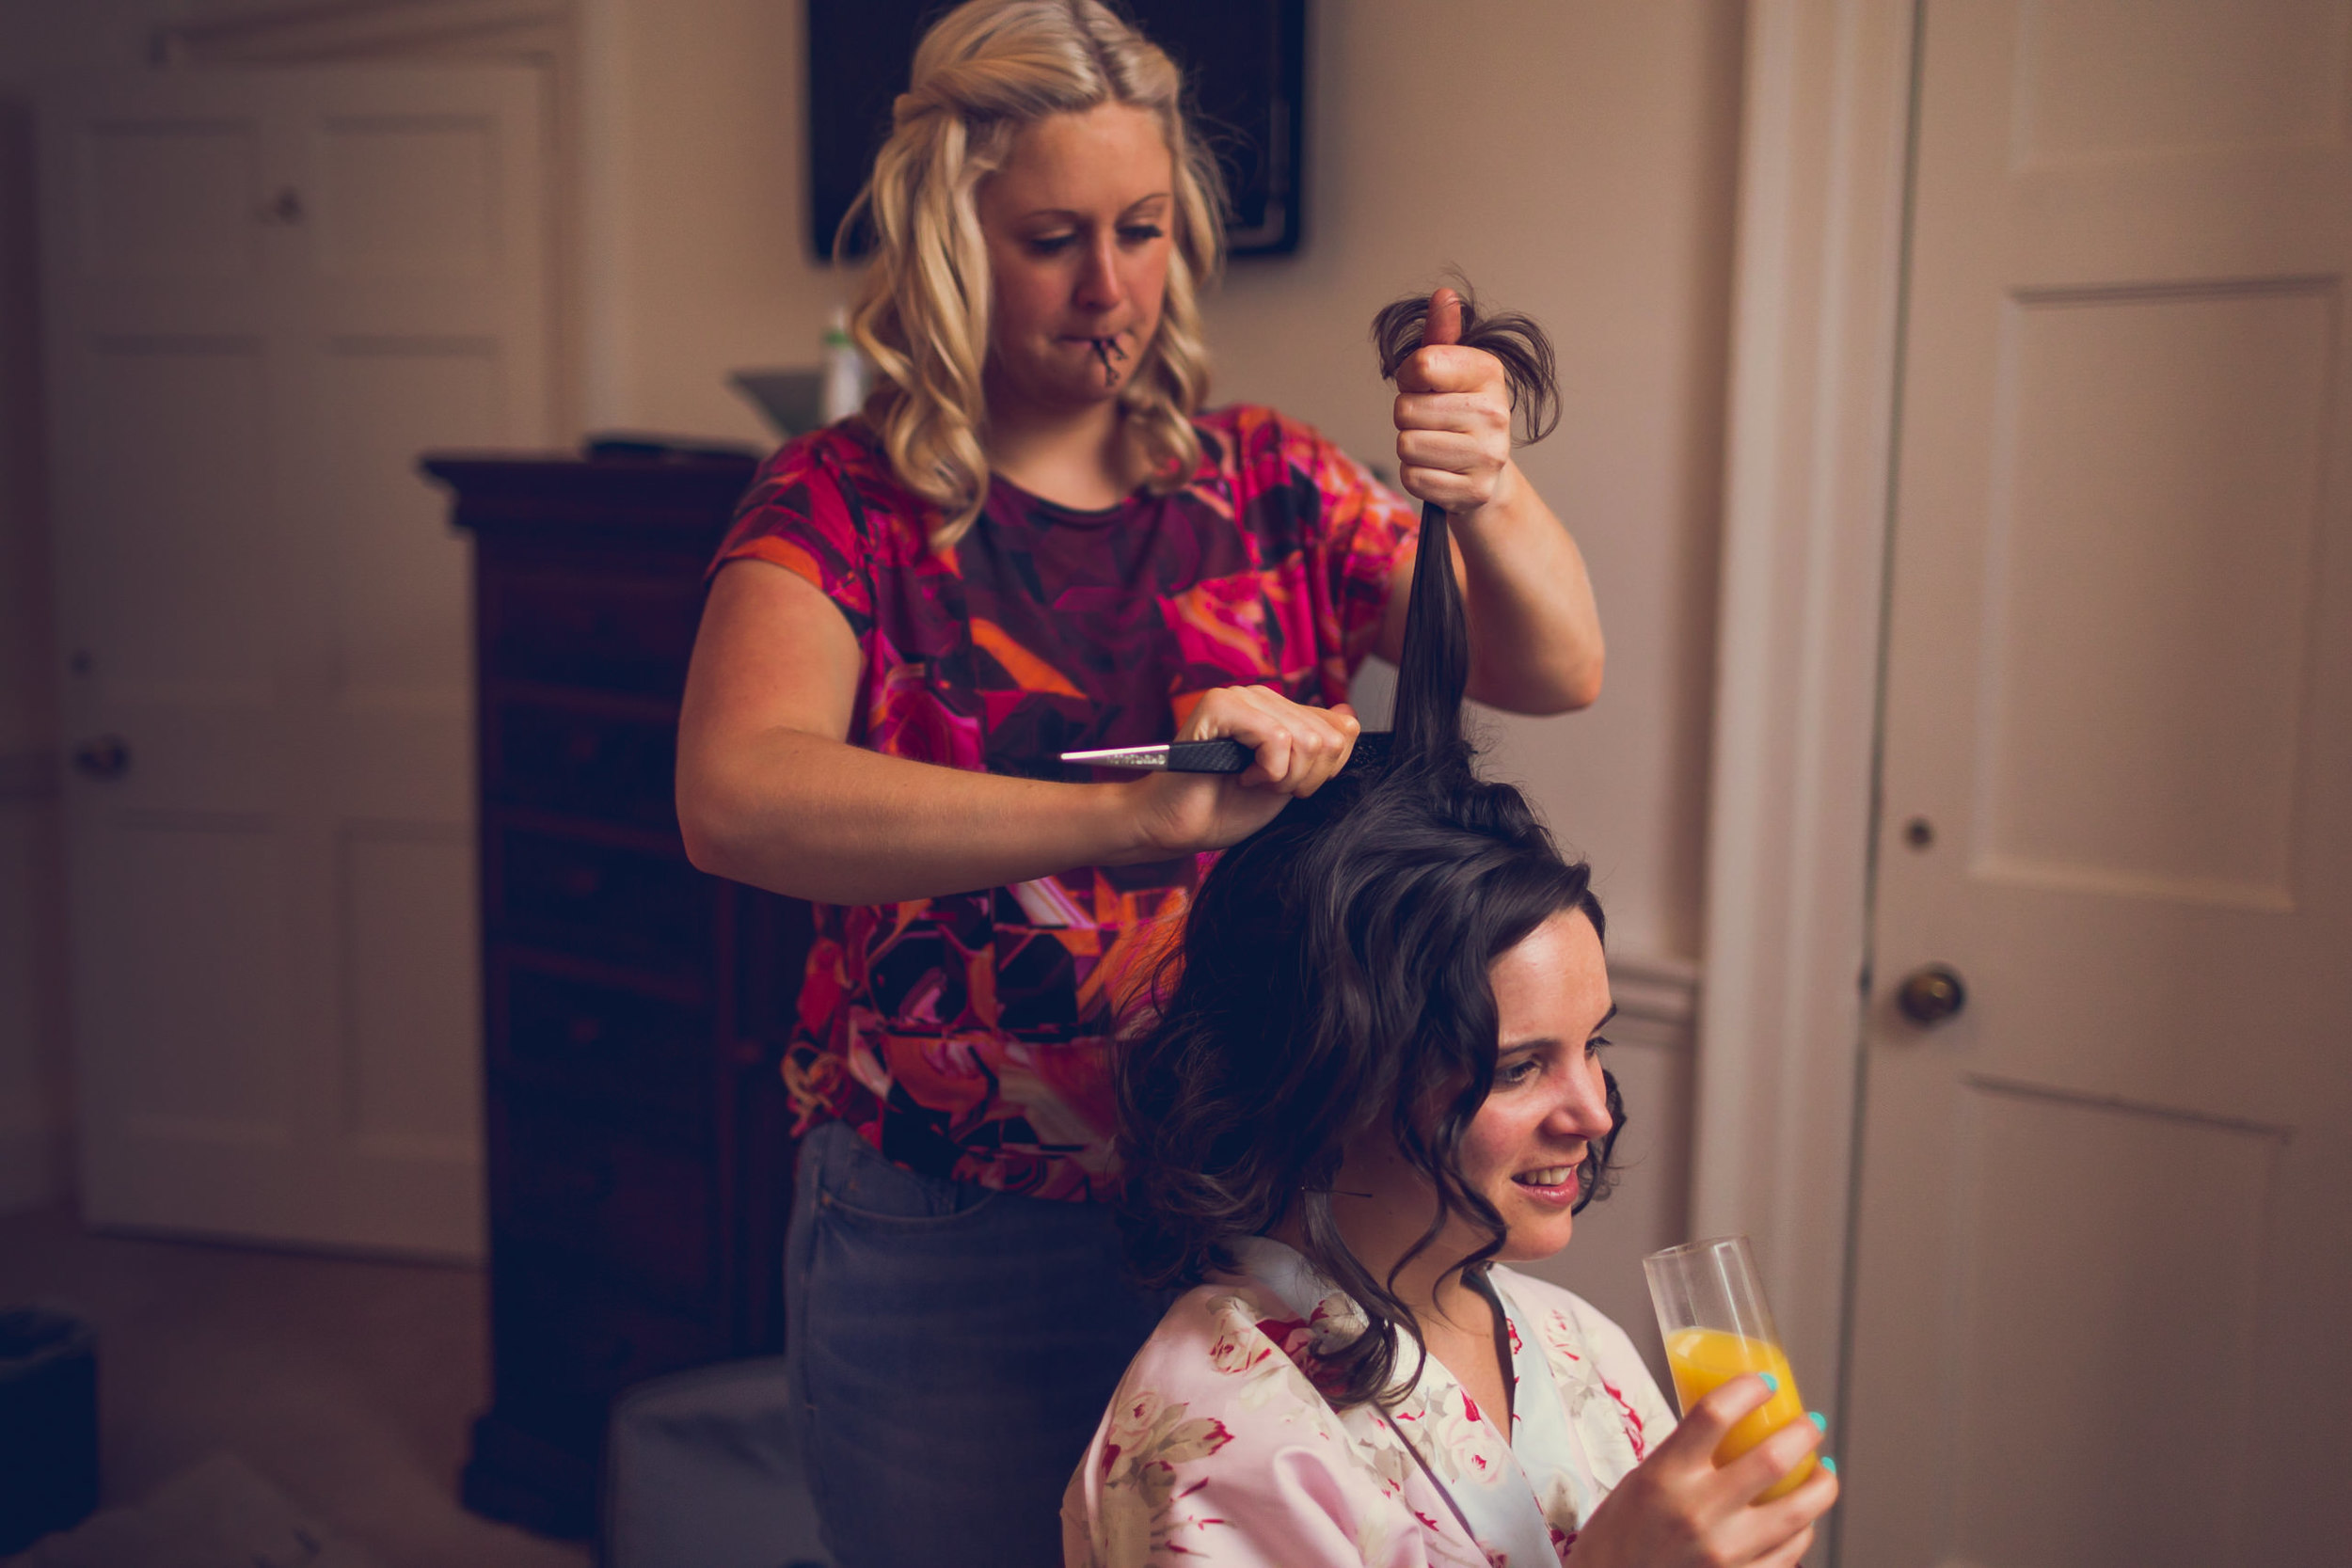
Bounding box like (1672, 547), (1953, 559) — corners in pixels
(675, 1), (1603, 1560)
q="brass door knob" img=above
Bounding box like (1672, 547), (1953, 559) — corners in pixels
(72, 735), (131, 781)
(1896, 964), (1966, 1026)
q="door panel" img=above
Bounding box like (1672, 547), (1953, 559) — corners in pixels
(2013, 0), (2348, 161)
(83, 819), (293, 1137)
(312, 112), (504, 281)
(41, 69), (546, 1257)
(78, 117), (264, 279)
(1977, 283), (2329, 910)
(59, 335), (278, 696)
(1845, 5), (2352, 1564)
(341, 826), (478, 1158)
(1943, 1085), (2278, 1568)
(316, 335), (497, 704)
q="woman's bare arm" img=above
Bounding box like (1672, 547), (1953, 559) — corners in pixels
(1373, 470), (1604, 715)
(675, 561), (1359, 905)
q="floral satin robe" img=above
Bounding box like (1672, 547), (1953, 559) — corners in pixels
(1063, 1239), (1677, 1566)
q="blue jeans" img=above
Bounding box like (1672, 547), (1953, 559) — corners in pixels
(785, 1121), (1169, 1568)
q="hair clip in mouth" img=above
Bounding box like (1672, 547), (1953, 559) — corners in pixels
(1087, 333), (1128, 387)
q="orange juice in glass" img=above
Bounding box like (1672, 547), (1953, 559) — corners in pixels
(1645, 1237), (1817, 1501)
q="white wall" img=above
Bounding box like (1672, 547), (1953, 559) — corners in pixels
(578, 0), (847, 437)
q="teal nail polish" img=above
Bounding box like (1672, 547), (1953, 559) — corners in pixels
(1808, 1411), (1826, 1431)
(1759, 1373), (1779, 1394)
(1820, 1456), (1837, 1475)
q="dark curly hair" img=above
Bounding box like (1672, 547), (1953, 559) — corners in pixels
(1113, 287), (1623, 1410)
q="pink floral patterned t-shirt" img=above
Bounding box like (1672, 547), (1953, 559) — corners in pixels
(708, 405), (1419, 1200)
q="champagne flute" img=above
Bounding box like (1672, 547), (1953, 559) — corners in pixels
(1644, 1236), (1817, 1500)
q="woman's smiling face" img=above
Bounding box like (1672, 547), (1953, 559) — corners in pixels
(1327, 906), (1617, 1271)
(1467, 906), (1617, 1261)
(975, 102), (1174, 414)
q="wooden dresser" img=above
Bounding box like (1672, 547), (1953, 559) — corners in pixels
(421, 451), (810, 1538)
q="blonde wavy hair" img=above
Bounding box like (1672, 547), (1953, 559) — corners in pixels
(841, 0), (1228, 551)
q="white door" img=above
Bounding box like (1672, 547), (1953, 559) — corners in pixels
(1843, 5), (2352, 1565)
(40, 67), (548, 1256)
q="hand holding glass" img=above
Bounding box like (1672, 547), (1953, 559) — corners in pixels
(1644, 1236), (1817, 1501)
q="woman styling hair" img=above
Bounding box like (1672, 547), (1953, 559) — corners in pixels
(1063, 302), (1839, 1565)
(675, 2), (1605, 1561)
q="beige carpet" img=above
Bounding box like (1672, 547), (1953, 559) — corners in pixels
(4, 1451), (381, 1568)
(0, 1207), (585, 1568)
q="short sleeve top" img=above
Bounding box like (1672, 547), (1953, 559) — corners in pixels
(708, 404), (1419, 1200)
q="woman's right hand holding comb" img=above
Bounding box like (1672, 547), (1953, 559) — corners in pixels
(1122, 686), (1361, 856)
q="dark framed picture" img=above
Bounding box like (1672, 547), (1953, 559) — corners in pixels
(806, 0), (1308, 260)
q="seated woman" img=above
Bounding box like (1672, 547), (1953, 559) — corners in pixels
(1064, 297), (1838, 1567)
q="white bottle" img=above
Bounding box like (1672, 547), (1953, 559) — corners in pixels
(819, 305), (869, 424)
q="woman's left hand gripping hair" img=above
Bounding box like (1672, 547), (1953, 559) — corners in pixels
(1391, 286), (1522, 519)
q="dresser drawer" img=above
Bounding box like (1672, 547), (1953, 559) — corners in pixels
(490, 1260), (723, 1440)
(492, 959), (709, 1119)
(488, 701), (680, 829)
(495, 1096), (718, 1311)
(483, 568), (707, 697)
(490, 827), (712, 967)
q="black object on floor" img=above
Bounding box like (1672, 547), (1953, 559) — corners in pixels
(0, 1305), (99, 1553)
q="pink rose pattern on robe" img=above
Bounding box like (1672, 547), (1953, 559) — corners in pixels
(708, 408), (1418, 1199)
(1064, 1247), (1679, 1567)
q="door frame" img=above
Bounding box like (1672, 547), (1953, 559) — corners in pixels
(1693, 0), (1918, 1449)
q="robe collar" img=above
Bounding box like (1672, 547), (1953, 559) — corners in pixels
(1225, 1237), (1578, 1567)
